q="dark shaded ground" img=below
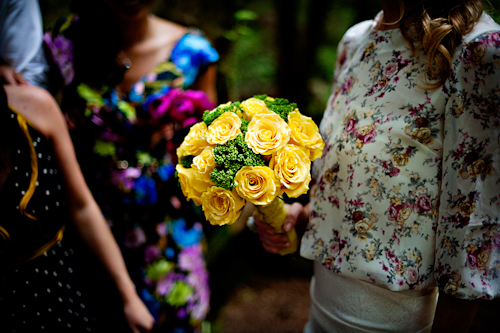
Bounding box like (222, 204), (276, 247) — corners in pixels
(206, 227), (313, 333)
(213, 276), (311, 333)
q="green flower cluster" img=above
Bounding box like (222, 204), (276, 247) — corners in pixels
(254, 94), (297, 121)
(210, 134), (265, 190)
(203, 101), (243, 126)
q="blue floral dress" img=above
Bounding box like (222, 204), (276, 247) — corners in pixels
(44, 16), (219, 331)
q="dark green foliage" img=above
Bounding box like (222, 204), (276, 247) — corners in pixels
(179, 155), (195, 168)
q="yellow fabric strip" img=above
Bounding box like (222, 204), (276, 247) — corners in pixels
(0, 225), (11, 245)
(15, 113), (38, 221)
(13, 226), (65, 265)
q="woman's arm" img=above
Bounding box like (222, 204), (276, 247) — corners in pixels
(6, 85), (154, 333)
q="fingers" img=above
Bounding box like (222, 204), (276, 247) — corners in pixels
(283, 202), (303, 232)
(0, 65), (27, 85)
(259, 232), (290, 253)
(254, 214), (291, 253)
(13, 71), (27, 85)
(1, 70), (17, 85)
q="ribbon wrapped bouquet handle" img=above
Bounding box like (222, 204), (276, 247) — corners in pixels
(175, 95), (324, 255)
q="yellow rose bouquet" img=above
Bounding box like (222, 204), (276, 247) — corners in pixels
(176, 95), (324, 255)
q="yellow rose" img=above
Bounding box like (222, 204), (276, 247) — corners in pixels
(192, 146), (216, 184)
(444, 281), (459, 295)
(355, 218), (374, 234)
(235, 166), (280, 206)
(201, 187), (245, 226)
(397, 207), (411, 225)
(466, 244), (478, 253)
(287, 111), (324, 161)
(411, 127), (431, 142)
(269, 145), (311, 198)
(478, 250), (491, 270)
(396, 261), (405, 275)
(240, 97), (271, 121)
(175, 165), (212, 206)
(206, 111), (242, 145)
(358, 124), (374, 136)
(467, 159), (485, 177)
(392, 152), (409, 167)
(355, 139), (363, 149)
(472, 45), (487, 64)
(246, 112), (291, 155)
(324, 167), (336, 184)
(177, 122), (211, 159)
(458, 199), (476, 217)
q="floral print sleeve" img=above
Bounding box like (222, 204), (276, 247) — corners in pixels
(436, 30), (500, 300)
(301, 14), (500, 298)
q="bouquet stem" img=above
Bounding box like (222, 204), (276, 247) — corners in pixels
(256, 197), (298, 255)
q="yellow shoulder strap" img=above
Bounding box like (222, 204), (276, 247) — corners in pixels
(16, 114), (38, 221)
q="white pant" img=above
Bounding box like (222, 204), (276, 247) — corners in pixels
(304, 260), (438, 333)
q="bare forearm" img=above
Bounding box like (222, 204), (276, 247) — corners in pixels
(431, 292), (480, 333)
(70, 202), (137, 302)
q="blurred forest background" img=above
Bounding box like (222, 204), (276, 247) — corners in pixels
(39, 1), (500, 332)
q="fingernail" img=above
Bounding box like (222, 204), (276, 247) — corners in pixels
(284, 223), (291, 232)
(284, 243), (290, 247)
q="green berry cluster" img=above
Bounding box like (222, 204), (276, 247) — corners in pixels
(254, 94), (297, 121)
(210, 134), (265, 190)
(203, 101), (243, 127)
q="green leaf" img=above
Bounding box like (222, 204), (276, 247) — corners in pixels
(234, 10), (258, 21)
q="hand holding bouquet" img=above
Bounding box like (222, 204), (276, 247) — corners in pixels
(175, 96), (324, 255)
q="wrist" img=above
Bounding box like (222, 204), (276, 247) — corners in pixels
(116, 276), (139, 303)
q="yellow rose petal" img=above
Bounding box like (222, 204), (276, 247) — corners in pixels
(177, 122), (211, 159)
(270, 145), (311, 198)
(192, 146), (216, 184)
(235, 166), (280, 206)
(206, 112), (242, 145)
(176, 165), (211, 206)
(240, 97), (271, 121)
(201, 187), (245, 226)
(288, 111), (324, 161)
(245, 112), (291, 155)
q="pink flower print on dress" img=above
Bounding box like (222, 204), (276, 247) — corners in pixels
(416, 195), (433, 212)
(345, 118), (356, 134)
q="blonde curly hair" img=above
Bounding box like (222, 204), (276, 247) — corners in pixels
(398, 0), (484, 89)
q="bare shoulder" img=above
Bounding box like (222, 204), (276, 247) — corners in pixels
(151, 16), (187, 46)
(4, 85), (65, 139)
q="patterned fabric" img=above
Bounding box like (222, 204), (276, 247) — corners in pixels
(0, 89), (96, 332)
(44, 16), (218, 330)
(301, 12), (500, 300)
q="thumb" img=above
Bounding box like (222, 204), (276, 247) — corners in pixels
(283, 202), (303, 232)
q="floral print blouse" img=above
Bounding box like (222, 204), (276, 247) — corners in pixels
(301, 12), (500, 300)
(44, 16), (219, 329)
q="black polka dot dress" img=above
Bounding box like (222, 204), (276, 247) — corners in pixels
(0, 89), (97, 332)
